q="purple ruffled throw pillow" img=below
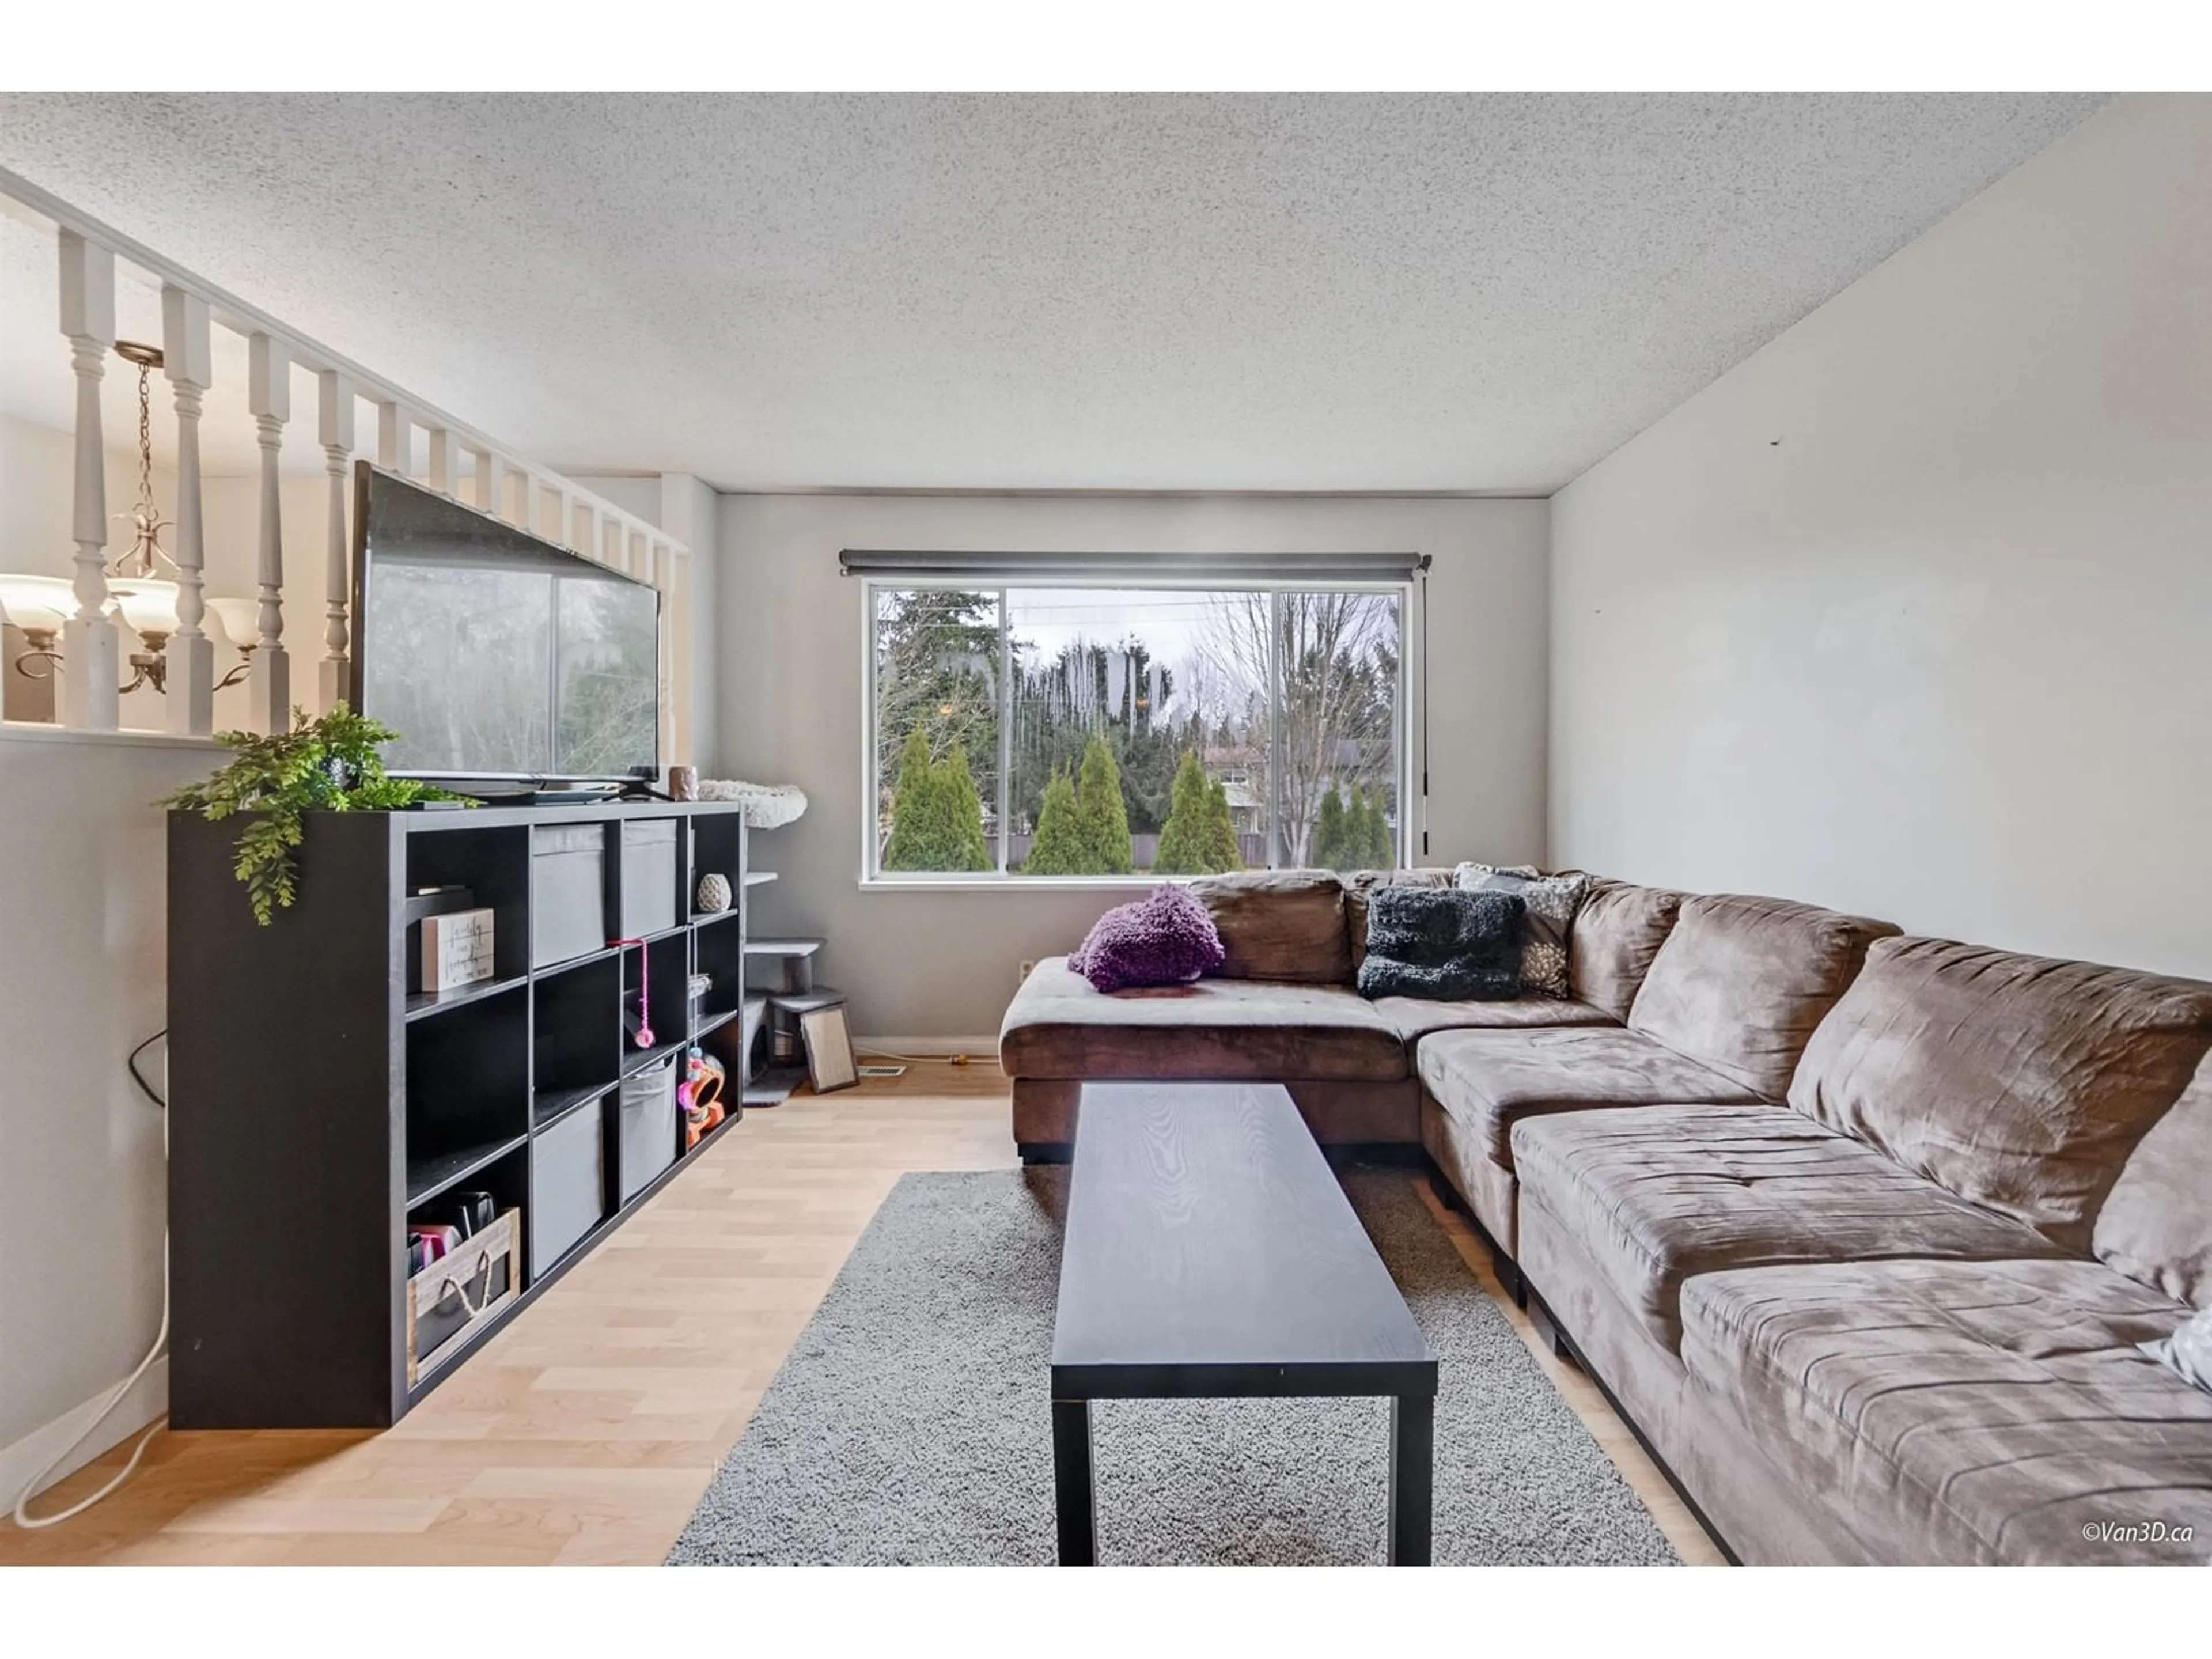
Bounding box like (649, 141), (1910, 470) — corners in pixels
(1069, 884), (1226, 993)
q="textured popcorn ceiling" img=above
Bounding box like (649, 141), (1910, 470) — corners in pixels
(0, 92), (2107, 493)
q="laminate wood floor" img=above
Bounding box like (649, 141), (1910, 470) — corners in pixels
(2, 1067), (1722, 1566)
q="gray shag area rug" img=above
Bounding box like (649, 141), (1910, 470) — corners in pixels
(669, 1168), (1679, 1566)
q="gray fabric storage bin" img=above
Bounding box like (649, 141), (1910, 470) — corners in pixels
(619, 820), (679, 937)
(531, 1098), (606, 1276)
(531, 824), (606, 967)
(618, 1055), (679, 1203)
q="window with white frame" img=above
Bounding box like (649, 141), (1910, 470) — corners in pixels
(854, 555), (1415, 882)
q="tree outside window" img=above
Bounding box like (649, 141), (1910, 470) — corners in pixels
(869, 584), (1403, 878)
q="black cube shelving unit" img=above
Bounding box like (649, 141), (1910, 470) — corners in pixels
(167, 800), (750, 1429)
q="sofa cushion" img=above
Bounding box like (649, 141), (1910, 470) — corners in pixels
(1628, 892), (1897, 1100)
(1679, 1258), (2212, 1565)
(1187, 869), (1351, 984)
(2096, 1052), (2212, 1308)
(2144, 1305), (2212, 1396)
(997, 956), (1405, 1082)
(1415, 1027), (1758, 1171)
(1791, 936), (2212, 1253)
(1512, 1104), (2065, 1351)
(1373, 993), (1615, 1044)
(1567, 878), (1684, 1023)
(1343, 867), (1456, 972)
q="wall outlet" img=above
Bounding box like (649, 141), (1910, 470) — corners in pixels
(1018, 959), (1035, 986)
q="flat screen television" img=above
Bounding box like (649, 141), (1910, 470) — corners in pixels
(350, 463), (660, 781)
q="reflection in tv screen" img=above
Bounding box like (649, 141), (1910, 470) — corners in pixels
(354, 469), (659, 779)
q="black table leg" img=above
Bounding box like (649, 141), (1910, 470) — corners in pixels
(1388, 1392), (1434, 1566)
(1052, 1398), (1096, 1566)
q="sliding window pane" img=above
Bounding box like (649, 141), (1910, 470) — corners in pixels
(868, 582), (1403, 881)
(1005, 588), (1260, 876)
(1277, 590), (1402, 870)
(872, 588), (1001, 873)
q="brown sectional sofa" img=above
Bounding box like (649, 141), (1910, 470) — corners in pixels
(1000, 869), (1613, 1156)
(997, 868), (2212, 1564)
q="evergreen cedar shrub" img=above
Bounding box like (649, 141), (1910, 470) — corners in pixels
(882, 726), (990, 872)
(1313, 788), (1348, 869)
(1075, 734), (1133, 874)
(1152, 751), (1243, 875)
(938, 741), (991, 870)
(1205, 778), (1241, 870)
(1023, 733), (1137, 875)
(1356, 786), (1393, 866)
(1312, 783), (1392, 870)
(1023, 767), (1088, 874)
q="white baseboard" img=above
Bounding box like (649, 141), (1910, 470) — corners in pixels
(0, 1358), (166, 1511)
(850, 1035), (1001, 1060)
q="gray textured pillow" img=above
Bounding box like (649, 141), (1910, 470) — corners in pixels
(2142, 1305), (2212, 1396)
(1343, 868), (1457, 972)
(1356, 887), (1525, 1002)
(1455, 863), (1591, 999)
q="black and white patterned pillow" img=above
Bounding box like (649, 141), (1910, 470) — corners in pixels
(1454, 863), (1591, 999)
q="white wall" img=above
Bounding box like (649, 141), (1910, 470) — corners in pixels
(0, 729), (216, 1493)
(1549, 94), (2212, 977)
(567, 472), (725, 773)
(657, 475), (725, 776)
(717, 493), (1550, 1040)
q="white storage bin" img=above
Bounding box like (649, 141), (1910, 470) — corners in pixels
(618, 1056), (679, 1203)
(531, 824), (606, 968)
(619, 820), (679, 937)
(531, 1098), (606, 1275)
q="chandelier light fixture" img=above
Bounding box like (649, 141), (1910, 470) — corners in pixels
(0, 339), (251, 709)
(110, 340), (177, 582)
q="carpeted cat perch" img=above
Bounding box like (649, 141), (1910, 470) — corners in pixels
(697, 779), (808, 828)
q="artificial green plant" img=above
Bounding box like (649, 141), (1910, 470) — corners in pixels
(159, 703), (471, 924)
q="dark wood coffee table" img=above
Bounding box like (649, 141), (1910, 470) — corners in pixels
(1050, 1081), (1438, 1565)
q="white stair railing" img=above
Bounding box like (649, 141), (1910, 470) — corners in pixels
(245, 332), (293, 735)
(162, 286), (215, 737)
(1, 166), (696, 762)
(56, 230), (120, 732)
(317, 371), (355, 715)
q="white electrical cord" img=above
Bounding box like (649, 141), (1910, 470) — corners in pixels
(10, 1238), (168, 1529)
(854, 1047), (968, 1065)
(10, 1036), (171, 1530)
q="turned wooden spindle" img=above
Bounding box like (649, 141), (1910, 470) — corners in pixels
(163, 285), (215, 734)
(247, 333), (292, 734)
(320, 372), (356, 713)
(56, 231), (119, 731)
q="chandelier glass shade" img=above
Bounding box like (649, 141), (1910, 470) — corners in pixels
(205, 596), (261, 652)
(108, 578), (182, 641)
(0, 574), (77, 638)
